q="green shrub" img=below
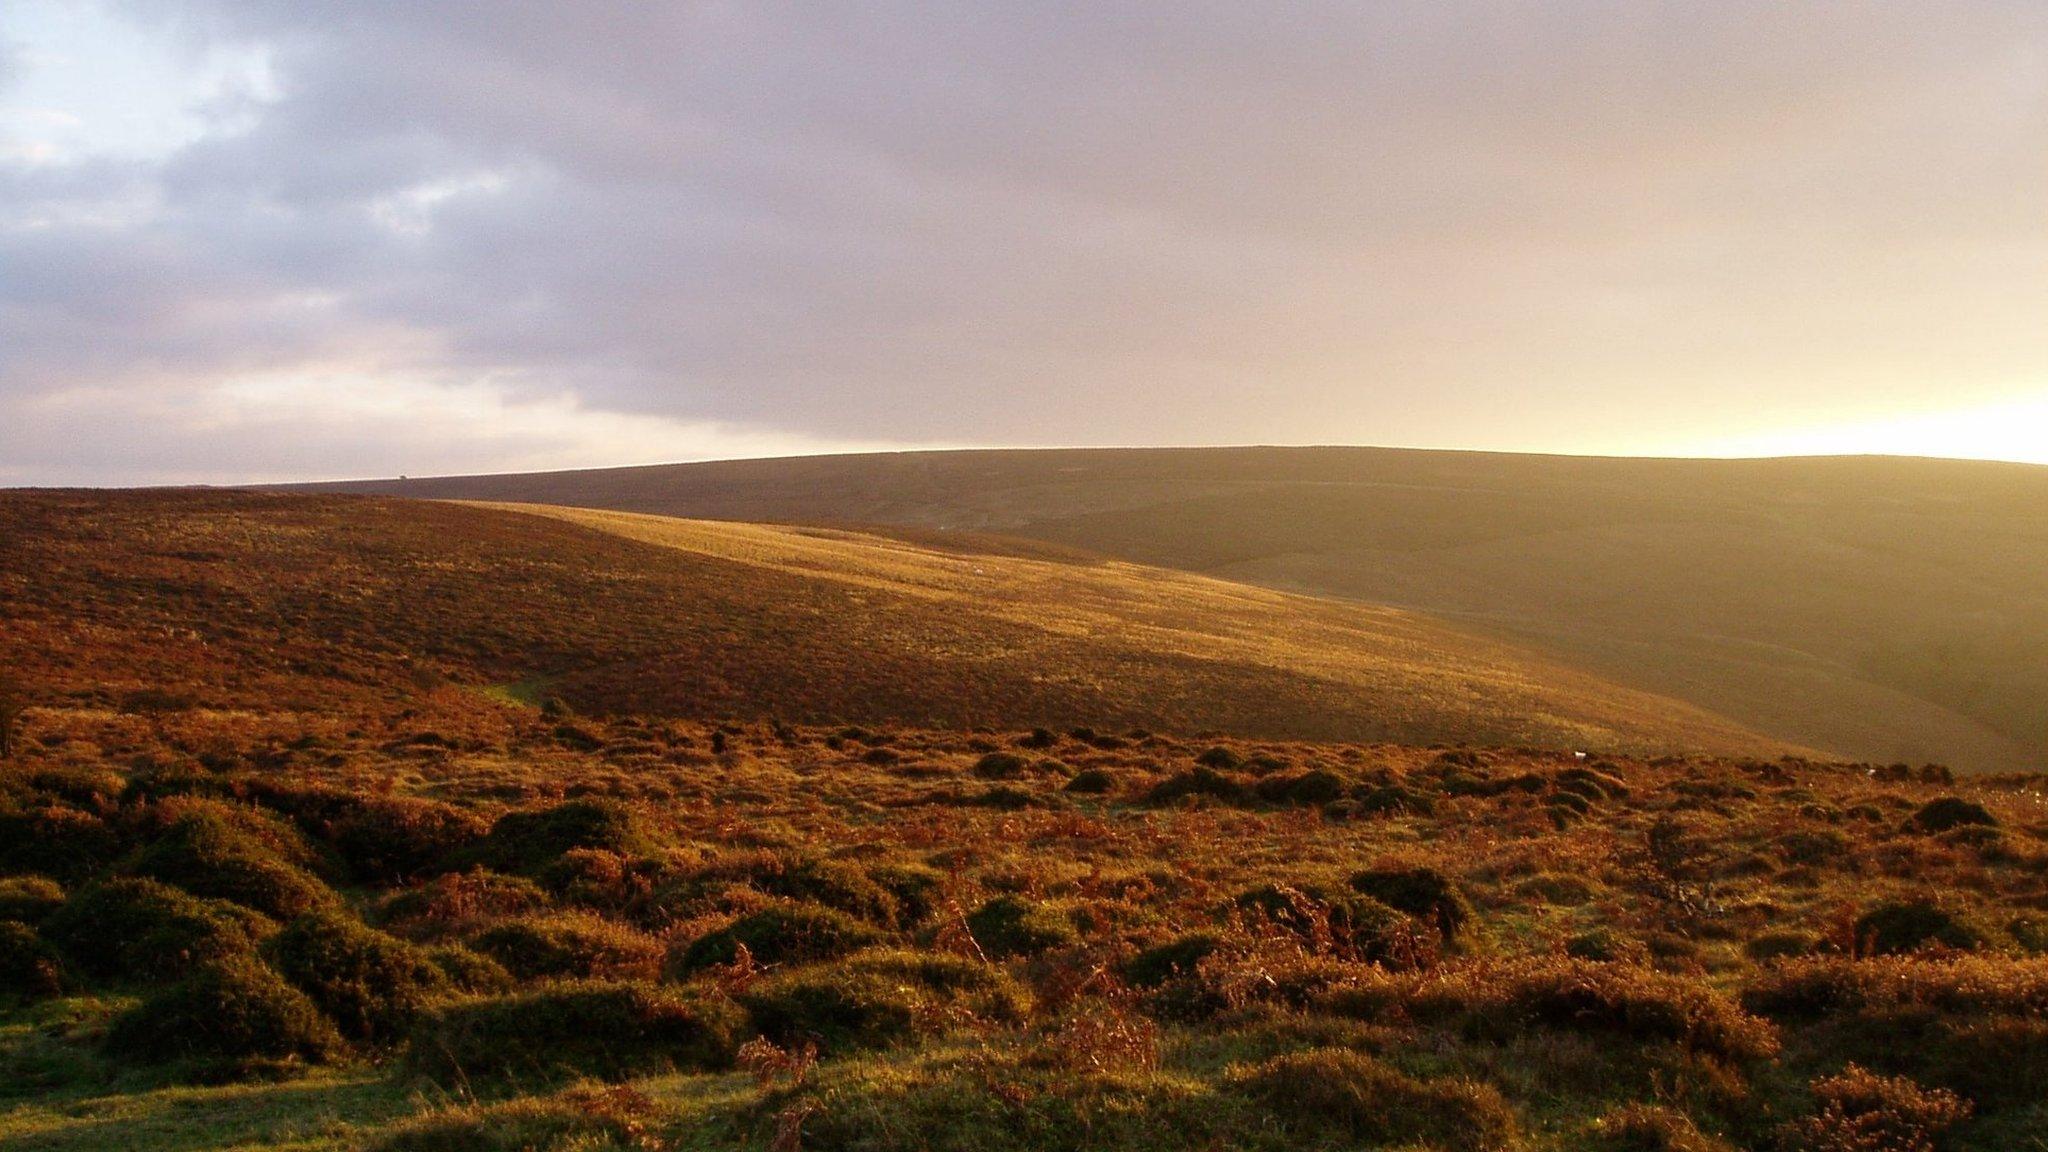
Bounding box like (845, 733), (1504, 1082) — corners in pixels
(738, 950), (1026, 1053)
(1123, 933), (1224, 988)
(43, 877), (270, 981)
(670, 902), (883, 975)
(1231, 883), (1422, 963)
(1745, 930), (1819, 962)
(0, 921), (67, 1002)
(1144, 767), (1248, 806)
(1063, 769), (1115, 795)
(966, 895), (1080, 959)
(972, 752), (1029, 779)
(126, 809), (335, 920)
(1231, 1047), (1518, 1152)
(377, 869), (550, 939)
(266, 910), (454, 1042)
(867, 863), (947, 926)
(1906, 797), (1997, 835)
(104, 956), (346, 1074)
(1349, 864), (1473, 943)
(1253, 770), (1346, 806)
(472, 912), (662, 980)
(476, 799), (661, 875)
(424, 944), (515, 994)
(752, 856), (900, 927)
(405, 980), (740, 1085)
(0, 805), (121, 881)
(331, 797), (487, 884)
(1854, 899), (1992, 956)
(1566, 927), (1648, 965)
(0, 875), (65, 923)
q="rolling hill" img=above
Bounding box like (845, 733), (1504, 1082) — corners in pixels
(300, 447), (2048, 771)
(0, 490), (1786, 757)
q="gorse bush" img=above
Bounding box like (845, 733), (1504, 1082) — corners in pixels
(330, 796), (487, 884)
(737, 949), (1026, 1053)
(0, 920), (67, 1002)
(266, 910), (453, 1042)
(104, 955), (347, 1073)
(669, 902), (882, 974)
(965, 895), (1081, 959)
(1231, 1047), (1519, 1152)
(0, 875), (65, 923)
(1349, 864), (1473, 944)
(1853, 899), (1993, 956)
(125, 806), (335, 920)
(471, 911), (662, 980)
(377, 868), (550, 939)
(475, 798), (663, 875)
(43, 876), (270, 981)
(405, 980), (741, 1085)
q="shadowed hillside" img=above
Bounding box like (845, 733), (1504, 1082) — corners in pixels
(299, 448), (2048, 771)
(0, 491), (1783, 756)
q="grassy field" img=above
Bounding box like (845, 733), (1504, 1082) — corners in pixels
(3, 688), (2047, 1149)
(6, 489), (2048, 1150)
(298, 447), (2048, 771)
(0, 491), (1785, 757)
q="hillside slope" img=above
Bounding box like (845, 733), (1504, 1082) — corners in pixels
(0, 490), (1787, 756)
(300, 448), (2048, 770)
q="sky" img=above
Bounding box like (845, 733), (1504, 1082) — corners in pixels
(1, 2), (2044, 485)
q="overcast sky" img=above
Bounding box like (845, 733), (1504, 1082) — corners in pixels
(2, 2), (2044, 484)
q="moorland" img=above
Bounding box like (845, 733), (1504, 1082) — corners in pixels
(305, 446), (2048, 772)
(1, 490), (2045, 1151)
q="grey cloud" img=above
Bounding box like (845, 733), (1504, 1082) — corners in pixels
(4, 2), (2046, 482)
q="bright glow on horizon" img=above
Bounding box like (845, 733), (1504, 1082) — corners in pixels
(1675, 393), (2048, 466)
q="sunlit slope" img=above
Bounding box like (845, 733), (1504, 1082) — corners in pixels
(301, 448), (2048, 770)
(471, 502), (1787, 755)
(0, 490), (1789, 756)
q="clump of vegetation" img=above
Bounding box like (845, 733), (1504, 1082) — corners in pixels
(966, 895), (1081, 958)
(0, 921), (67, 1002)
(1854, 898), (1993, 956)
(0, 875), (65, 923)
(42, 876), (271, 981)
(1584, 1104), (1733, 1151)
(265, 910), (453, 1042)
(749, 855), (901, 926)
(104, 956), (347, 1074)
(669, 902), (883, 974)
(0, 804), (121, 881)
(475, 798), (663, 874)
(1906, 796), (1997, 835)
(1777, 1065), (1971, 1152)
(1123, 932), (1225, 988)
(1231, 1047), (1519, 1152)
(1330, 958), (1779, 1064)
(1144, 766), (1248, 805)
(330, 796), (488, 884)
(405, 980), (740, 1085)
(1349, 864), (1473, 943)
(367, 1084), (671, 1152)
(738, 949), (1026, 1053)
(126, 805), (335, 919)
(377, 868), (550, 939)
(471, 911), (662, 980)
